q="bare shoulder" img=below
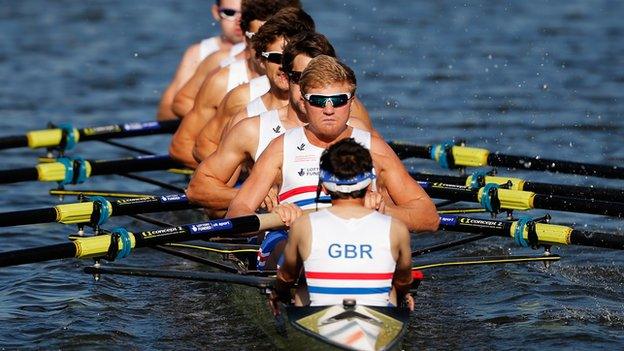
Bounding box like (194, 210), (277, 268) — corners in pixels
(224, 82), (251, 109)
(230, 115), (260, 139)
(255, 134), (285, 165)
(289, 213), (311, 238)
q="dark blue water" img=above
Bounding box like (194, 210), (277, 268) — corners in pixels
(1, 0), (624, 349)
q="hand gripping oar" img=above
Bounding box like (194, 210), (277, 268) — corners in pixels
(0, 194), (196, 227)
(0, 120), (180, 151)
(410, 171), (624, 204)
(0, 154), (182, 185)
(389, 141), (624, 180)
(420, 181), (624, 218)
(0, 212), (285, 268)
(439, 215), (624, 250)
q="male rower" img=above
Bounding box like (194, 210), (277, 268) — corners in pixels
(169, 0), (301, 168)
(157, 0), (244, 120)
(187, 32), (371, 210)
(269, 138), (415, 310)
(226, 55), (439, 270)
(191, 8), (316, 162)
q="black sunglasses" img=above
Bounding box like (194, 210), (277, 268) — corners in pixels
(218, 8), (240, 20)
(286, 70), (302, 83)
(261, 51), (283, 65)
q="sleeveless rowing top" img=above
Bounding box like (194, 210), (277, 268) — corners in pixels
(249, 75), (270, 102)
(246, 96), (268, 117)
(199, 37), (219, 61)
(304, 210), (395, 307)
(218, 42), (247, 67)
(226, 59), (249, 92)
(254, 109), (284, 161)
(278, 127), (371, 210)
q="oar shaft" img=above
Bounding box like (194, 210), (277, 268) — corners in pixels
(0, 135), (28, 149)
(533, 195), (624, 218)
(76, 120), (179, 143)
(488, 153), (624, 179)
(0, 208), (57, 227)
(0, 243), (76, 267)
(0, 167), (39, 184)
(570, 230), (624, 250)
(89, 155), (180, 176)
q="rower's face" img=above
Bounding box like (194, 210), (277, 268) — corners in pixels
(212, 0), (243, 43)
(301, 82), (353, 139)
(289, 54), (312, 118)
(262, 37), (288, 91)
(246, 20), (266, 72)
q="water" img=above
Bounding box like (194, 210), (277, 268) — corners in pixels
(1, 0), (624, 349)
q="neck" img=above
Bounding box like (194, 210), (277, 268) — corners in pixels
(304, 125), (351, 148)
(268, 85), (290, 102)
(331, 197), (365, 208)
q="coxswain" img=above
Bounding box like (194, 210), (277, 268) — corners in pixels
(157, 0), (245, 120)
(269, 138), (415, 310)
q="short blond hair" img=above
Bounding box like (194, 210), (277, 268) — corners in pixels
(299, 55), (356, 95)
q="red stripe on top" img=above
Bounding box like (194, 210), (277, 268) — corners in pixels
(305, 271), (394, 280)
(278, 186), (319, 202)
(412, 270), (424, 280)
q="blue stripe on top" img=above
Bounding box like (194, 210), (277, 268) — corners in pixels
(293, 196), (331, 208)
(308, 286), (391, 295)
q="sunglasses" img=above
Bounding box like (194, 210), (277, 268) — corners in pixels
(286, 70), (302, 84)
(218, 8), (240, 20)
(245, 31), (256, 39)
(303, 93), (353, 108)
(261, 51), (283, 65)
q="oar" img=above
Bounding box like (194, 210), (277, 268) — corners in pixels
(411, 171), (624, 204)
(0, 212), (284, 267)
(390, 141), (624, 180)
(0, 120), (179, 151)
(439, 214), (624, 250)
(83, 266), (274, 289)
(420, 181), (624, 218)
(0, 194), (197, 227)
(412, 254), (561, 270)
(0, 154), (182, 185)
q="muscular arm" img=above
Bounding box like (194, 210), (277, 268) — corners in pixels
(186, 118), (259, 210)
(172, 50), (229, 118)
(192, 84), (250, 162)
(169, 68), (230, 168)
(157, 44), (201, 120)
(390, 218), (413, 297)
(372, 137), (440, 232)
(226, 137), (283, 217)
(352, 97), (374, 131)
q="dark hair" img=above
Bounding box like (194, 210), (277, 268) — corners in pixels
(318, 138), (373, 200)
(240, 0), (302, 33)
(252, 8), (315, 59)
(281, 32), (336, 75)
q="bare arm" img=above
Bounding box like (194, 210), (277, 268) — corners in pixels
(192, 84), (250, 162)
(274, 214), (308, 302)
(372, 137), (440, 232)
(352, 97), (374, 131)
(169, 69), (229, 168)
(390, 218), (413, 298)
(226, 137), (284, 217)
(171, 51), (228, 118)
(186, 118), (259, 210)
(157, 44), (201, 121)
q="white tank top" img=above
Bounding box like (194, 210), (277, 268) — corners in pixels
(218, 42), (247, 67)
(249, 75), (270, 101)
(199, 37), (220, 61)
(254, 109), (284, 161)
(246, 96), (268, 117)
(226, 60), (249, 92)
(278, 127), (371, 210)
(304, 210), (396, 307)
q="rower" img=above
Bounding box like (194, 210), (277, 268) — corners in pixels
(157, 0), (245, 120)
(186, 32), (371, 211)
(169, 0), (302, 168)
(191, 7), (316, 162)
(269, 138), (415, 310)
(226, 55), (439, 270)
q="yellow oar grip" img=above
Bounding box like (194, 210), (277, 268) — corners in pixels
(451, 146), (489, 167)
(509, 222), (573, 245)
(465, 176), (526, 190)
(74, 233), (136, 259)
(477, 188), (535, 210)
(35, 161), (92, 182)
(55, 201), (113, 224)
(26, 128), (80, 148)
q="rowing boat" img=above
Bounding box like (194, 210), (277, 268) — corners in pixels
(1, 121), (623, 349)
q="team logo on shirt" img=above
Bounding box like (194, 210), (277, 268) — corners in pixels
(272, 125), (282, 134)
(296, 143), (306, 151)
(298, 167), (319, 177)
